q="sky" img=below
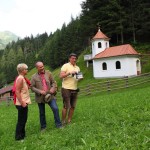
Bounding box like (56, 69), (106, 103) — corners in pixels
(0, 0), (84, 38)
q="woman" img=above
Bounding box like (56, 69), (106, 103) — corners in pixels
(14, 63), (31, 141)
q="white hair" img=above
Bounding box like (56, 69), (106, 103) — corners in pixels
(17, 63), (28, 73)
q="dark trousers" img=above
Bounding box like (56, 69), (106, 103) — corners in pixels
(38, 99), (62, 129)
(15, 105), (28, 140)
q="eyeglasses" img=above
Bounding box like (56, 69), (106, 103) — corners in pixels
(24, 68), (28, 70)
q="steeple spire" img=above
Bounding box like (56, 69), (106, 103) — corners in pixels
(97, 22), (101, 31)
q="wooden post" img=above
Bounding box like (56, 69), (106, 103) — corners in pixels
(7, 97), (10, 106)
(86, 85), (91, 95)
(124, 76), (128, 88)
(107, 80), (111, 92)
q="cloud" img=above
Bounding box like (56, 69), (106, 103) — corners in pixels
(0, 0), (83, 38)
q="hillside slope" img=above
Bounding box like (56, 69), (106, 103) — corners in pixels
(26, 44), (150, 88)
(0, 31), (19, 49)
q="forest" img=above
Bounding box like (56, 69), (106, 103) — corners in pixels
(0, 0), (149, 87)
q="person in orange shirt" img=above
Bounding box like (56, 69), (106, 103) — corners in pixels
(15, 63), (31, 141)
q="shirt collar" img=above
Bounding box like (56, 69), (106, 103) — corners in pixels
(38, 71), (45, 75)
(69, 62), (76, 67)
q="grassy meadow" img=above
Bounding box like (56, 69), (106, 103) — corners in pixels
(0, 83), (150, 150)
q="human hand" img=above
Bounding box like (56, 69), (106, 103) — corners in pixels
(21, 101), (28, 107)
(69, 71), (77, 76)
(50, 88), (55, 94)
(40, 90), (46, 95)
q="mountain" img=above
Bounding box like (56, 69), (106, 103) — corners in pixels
(0, 31), (19, 50)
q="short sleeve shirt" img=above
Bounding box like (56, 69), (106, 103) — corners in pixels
(61, 62), (80, 90)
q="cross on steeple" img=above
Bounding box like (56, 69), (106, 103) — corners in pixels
(97, 22), (101, 31)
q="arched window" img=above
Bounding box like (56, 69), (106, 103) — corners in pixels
(102, 62), (107, 70)
(116, 61), (121, 69)
(98, 42), (101, 48)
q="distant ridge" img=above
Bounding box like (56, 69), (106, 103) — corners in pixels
(0, 31), (19, 50)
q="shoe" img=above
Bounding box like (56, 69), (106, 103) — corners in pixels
(44, 94), (51, 103)
(41, 128), (46, 133)
(62, 120), (67, 126)
(15, 137), (24, 141)
(57, 125), (63, 129)
(67, 120), (71, 125)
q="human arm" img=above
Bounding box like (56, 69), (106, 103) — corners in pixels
(59, 70), (78, 79)
(59, 63), (80, 79)
(59, 71), (70, 79)
(48, 72), (57, 94)
(30, 76), (46, 95)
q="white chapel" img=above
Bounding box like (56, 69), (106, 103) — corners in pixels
(84, 28), (141, 78)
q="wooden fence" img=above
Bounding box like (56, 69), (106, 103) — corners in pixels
(1, 72), (150, 104)
(78, 72), (150, 96)
(56, 72), (150, 98)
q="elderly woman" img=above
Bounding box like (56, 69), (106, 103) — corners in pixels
(15, 63), (31, 141)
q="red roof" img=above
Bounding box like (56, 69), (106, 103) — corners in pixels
(94, 44), (139, 59)
(0, 86), (13, 95)
(92, 29), (109, 40)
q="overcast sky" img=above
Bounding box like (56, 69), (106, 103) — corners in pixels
(0, 0), (84, 38)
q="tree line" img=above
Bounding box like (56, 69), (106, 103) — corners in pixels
(0, 0), (149, 87)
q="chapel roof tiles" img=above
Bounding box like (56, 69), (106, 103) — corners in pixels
(92, 29), (109, 40)
(94, 44), (139, 59)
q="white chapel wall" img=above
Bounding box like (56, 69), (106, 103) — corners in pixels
(93, 56), (139, 78)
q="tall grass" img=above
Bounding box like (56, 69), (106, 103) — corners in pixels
(0, 84), (149, 150)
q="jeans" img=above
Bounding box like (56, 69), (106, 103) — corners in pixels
(15, 105), (28, 140)
(38, 99), (62, 129)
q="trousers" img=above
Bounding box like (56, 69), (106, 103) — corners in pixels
(15, 105), (28, 140)
(38, 99), (61, 129)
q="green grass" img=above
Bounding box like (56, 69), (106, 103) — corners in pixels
(0, 83), (149, 150)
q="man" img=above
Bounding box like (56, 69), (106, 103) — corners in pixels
(14, 63), (31, 141)
(60, 53), (82, 125)
(31, 61), (62, 131)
